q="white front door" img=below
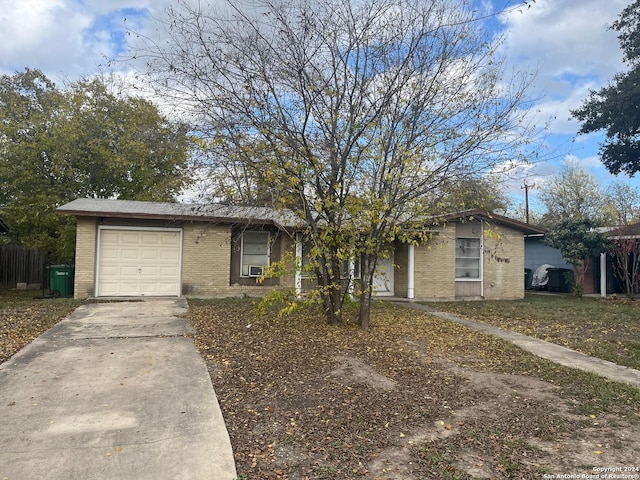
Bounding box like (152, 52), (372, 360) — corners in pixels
(97, 227), (182, 297)
(373, 254), (394, 296)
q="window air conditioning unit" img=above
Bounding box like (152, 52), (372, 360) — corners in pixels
(248, 265), (264, 277)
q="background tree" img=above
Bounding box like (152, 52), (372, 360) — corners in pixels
(506, 201), (544, 226)
(603, 181), (640, 299)
(571, 0), (640, 176)
(434, 176), (510, 215)
(608, 228), (640, 299)
(137, 0), (537, 327)
(537, 161), (611, 227)
(604, 180), (640, 225)
(190, 135), (297, 207)
(544, 218), (610, 297)
(0, 69), (191, 261)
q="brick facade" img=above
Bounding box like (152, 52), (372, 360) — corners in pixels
(391, 222), (525, 301)
(181, 222), (233, 295)
(413, 225), (457, 299)
(71, 215), (525, 301)
(482, 224), (525, 300)
(72, 218), (297, 299)
(74, 216), (97, 298)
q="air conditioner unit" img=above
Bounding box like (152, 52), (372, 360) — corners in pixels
(248, 265), (264, 277)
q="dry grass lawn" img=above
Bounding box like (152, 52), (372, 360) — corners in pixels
(431, 293), (640, 370)
(188, 298), (640, 480)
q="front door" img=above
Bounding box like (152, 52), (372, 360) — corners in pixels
(373, 254), (394, 296)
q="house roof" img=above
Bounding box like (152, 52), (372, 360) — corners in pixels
(56, 198), (302, 229)
(439, 209), (547, 236)
(57, 199), (546, 236)
(603, 223), (640, 238)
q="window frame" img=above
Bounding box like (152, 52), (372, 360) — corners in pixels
(240, 230), (271, 278)
(455, 237), (482, 280)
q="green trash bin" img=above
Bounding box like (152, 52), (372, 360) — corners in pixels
(48, 264), (74, 297)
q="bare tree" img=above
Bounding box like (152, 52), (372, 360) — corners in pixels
(135, 0), (537, 327)
(605, 182), (640, 299)
(605, 180), (640, 225)
(609, 231), (640, 299)
(537, 160), (611, 227)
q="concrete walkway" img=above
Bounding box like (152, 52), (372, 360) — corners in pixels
(0, 299), (237, 480)
(395, 302), (640, 389)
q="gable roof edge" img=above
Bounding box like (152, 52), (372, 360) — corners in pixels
(439, 209), (547, 235)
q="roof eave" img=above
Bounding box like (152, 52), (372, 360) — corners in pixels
(440, 209), (547, 235)
(56, 207), (297, 229)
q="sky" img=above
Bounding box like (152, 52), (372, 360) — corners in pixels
(0, 0), (636, 212)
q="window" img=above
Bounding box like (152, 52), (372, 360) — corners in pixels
(241, 231), (270, 277)
(455, 238), (481, 279)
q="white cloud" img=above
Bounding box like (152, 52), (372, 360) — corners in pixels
(500, 0), (626, 76)
(498, 0), (627, 136)
(0, 0), (167, 80)
(491, 156), (558, 195)
(0, 0), (89, 77)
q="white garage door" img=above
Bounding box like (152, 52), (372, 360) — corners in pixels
(97, 227), (182, 297)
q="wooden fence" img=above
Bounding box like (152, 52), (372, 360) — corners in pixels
(0, 245), (47, 288)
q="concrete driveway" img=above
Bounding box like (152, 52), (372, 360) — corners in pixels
(0, 298), (237, 480)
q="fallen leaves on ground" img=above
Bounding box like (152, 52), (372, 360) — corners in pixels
(188, 298), (640, 480)
(0, 291), (80, 364)
(431, 294), (640, 370)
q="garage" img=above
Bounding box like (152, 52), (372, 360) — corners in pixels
(97, 226), (182, 297)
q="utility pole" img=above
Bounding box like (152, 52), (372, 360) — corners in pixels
(522, 181), (534, 224)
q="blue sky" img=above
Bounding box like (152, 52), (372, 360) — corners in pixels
(0, 0), (636, 212)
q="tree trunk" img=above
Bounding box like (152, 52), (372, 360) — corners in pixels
(358, 287), (372, 329)
(324, 302), (342, 324)
(328, 280), (344, 324)
(573, 262), (587, 297)
(357, 255), (376, 329)
(318, 267), (344, 325)
(611, 239), (640, 300)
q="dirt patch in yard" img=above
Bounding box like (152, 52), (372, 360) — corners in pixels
(188, 299), (640, 479)
(327, 355), (398, 392)
(367, 346), (640, 479)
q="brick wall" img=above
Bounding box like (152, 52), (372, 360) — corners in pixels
(74, 216), (97, 298)
(279, 234), (297, 289)
(405, 222), (525, 301)
(413, 225), (457, 299)
(483, 224), (525, 300)
(72, 216), (524, 300)
(181, 223), (232, 295)
(181, 223), (297, 296)
(73, 218), (298, 298)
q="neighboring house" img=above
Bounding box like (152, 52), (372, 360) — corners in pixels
(524, 234), (573, 289)
(524, 235), (572, 273)
(581, 223), (640, 296)
(56, 198), (545, 300)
